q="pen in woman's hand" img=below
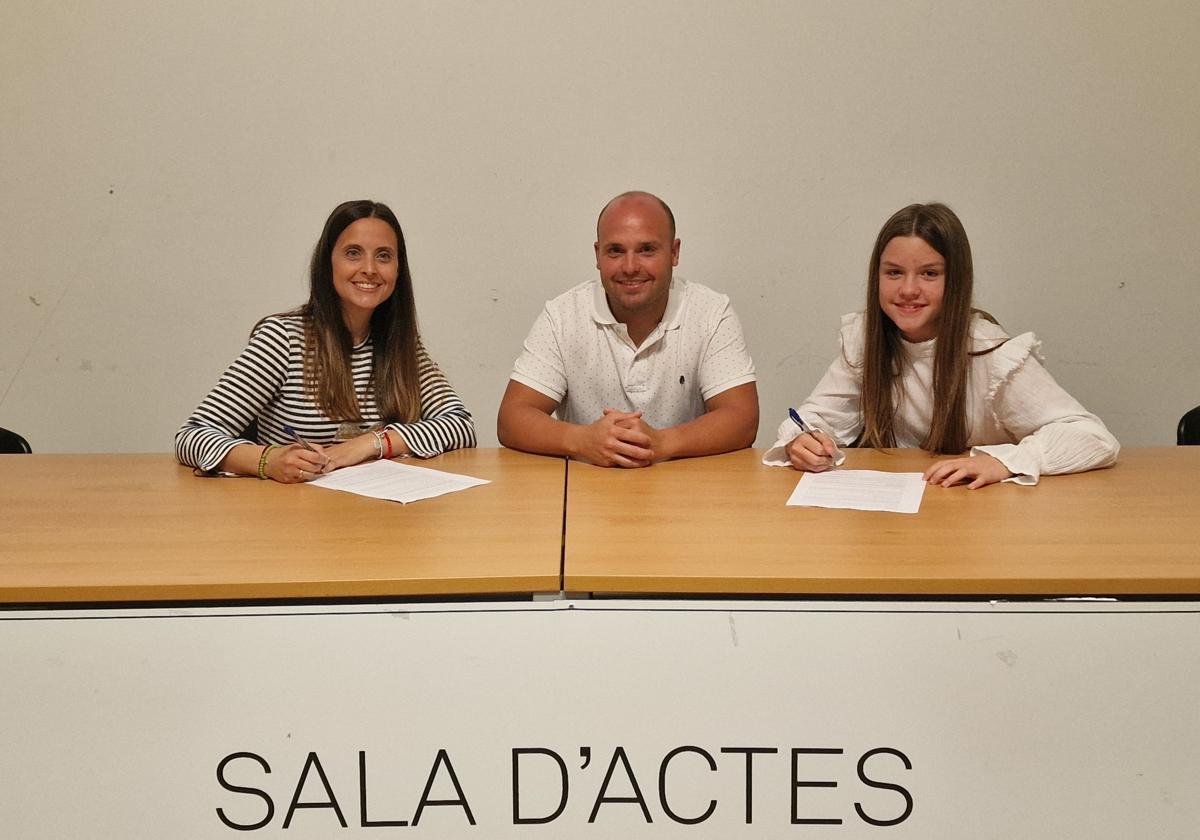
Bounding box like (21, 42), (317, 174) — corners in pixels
(283, 425), (332, 470)
(282, 424), (317, 451)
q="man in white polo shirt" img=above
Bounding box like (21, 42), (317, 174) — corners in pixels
(497, 190), (758, 467)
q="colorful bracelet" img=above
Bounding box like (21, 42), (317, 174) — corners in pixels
(383, 430), (394, 460)
(257, 444), (279, 480)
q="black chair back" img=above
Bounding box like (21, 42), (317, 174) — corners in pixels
(239, 418), (260, 442)
(1179, 406), (1200, 446)
(0, 427), (32, 454)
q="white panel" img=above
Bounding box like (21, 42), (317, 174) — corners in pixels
(2, 599), (1197, 837)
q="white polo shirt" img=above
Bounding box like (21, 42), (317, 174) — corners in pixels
(510, 277), (756, 428)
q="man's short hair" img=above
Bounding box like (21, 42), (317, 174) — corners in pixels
(596, 191), (676, 240)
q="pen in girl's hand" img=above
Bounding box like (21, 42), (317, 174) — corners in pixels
(788, 408), (811, 434)
(789, 409), (841, 465)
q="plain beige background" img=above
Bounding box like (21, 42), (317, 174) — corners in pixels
(1, 1), (1195, 452)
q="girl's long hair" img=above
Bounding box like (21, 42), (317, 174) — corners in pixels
(293, 199), (422, 424)
(860, 203), (996, 454)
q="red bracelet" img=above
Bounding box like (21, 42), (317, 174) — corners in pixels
(383, 430), (394, 460)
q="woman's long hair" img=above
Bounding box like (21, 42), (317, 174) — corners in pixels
(860, 203), (981, 454)
(298, 199), (422, 424)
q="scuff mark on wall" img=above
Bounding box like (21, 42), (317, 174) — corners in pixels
(0, 275), (80, 411)
(995, 650), (1018, 667)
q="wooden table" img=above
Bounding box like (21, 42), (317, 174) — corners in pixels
(5, 447), (1197, 601)
(563, 447), (1200, 596)
(0, 449), (566, 602)
(3, 447), (1199, 837)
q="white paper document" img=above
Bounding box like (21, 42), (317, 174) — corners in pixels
(786, 469), (926, 514)
(307, 459), (489, 504)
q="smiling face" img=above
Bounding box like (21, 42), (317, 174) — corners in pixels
(593, 194), (680, 326)
(330, 217), (399, 336)
(877, 235), (946, 342)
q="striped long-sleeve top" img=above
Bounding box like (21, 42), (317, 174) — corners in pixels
(175, 314), (475, 471)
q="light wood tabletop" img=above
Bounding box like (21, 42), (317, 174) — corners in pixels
(0, 449), (566, 603)
(563, 447), (1200, 596)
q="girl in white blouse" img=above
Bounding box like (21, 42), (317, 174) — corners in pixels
(765, 203), (1118, 487)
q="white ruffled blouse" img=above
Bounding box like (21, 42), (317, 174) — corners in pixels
(764, 312), (1119, 484)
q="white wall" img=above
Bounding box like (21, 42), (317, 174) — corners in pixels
(2, 0), (1196, 452)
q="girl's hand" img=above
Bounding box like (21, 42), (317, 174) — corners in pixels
(265, 443), (331, 483)
(923, 453), (1013, 489)
(785, 431), (839, 472)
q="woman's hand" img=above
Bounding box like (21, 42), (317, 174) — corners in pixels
(264, 443), (332, 484)
(785, 431), (839, 472)
(325, 430), (412, 470)
(923, 453), (1013, 489)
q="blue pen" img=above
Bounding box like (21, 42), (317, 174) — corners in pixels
(282, 424), (318, 453)
(789, 408), (838, 465)
(283, 425), (336, 478)
(283, 424), (332, 472)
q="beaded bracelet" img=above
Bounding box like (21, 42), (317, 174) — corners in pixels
(257, 444), (279, 480)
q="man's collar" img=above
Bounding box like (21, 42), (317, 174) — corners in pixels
(659, 276), (686, 330)
(589, 279), (618, 325)
(590, 276), (686, 330)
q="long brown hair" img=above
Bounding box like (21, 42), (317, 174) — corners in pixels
(860, 203), (992, 454)
(297, 199), (422, 423)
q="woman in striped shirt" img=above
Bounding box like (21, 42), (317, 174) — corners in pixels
(175, 200), (475, 482)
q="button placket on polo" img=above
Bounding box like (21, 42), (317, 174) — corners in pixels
(625, 325), (666, 398)
(608, 323), (643, 403)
